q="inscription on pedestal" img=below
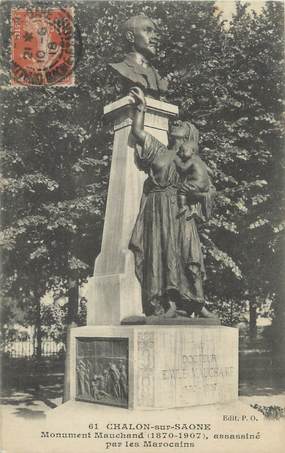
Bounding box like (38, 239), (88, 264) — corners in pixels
(161, 354), (235, 394)
(155, 329), (238, 407)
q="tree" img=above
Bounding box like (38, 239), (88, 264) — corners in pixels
(0, 1), (283, 351)
(0, 1), (108, 356)
(221, 1), (284, 336)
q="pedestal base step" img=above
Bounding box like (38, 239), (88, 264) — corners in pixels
(121, 315), (220, 325)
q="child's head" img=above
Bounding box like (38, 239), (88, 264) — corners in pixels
(178, 141), (195, 161)
(170, 121), (199, 157)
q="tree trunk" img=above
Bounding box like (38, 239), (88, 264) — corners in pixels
(63, 279), (79, 403)
(66, 279), (79, 325)
(31, 298), (42, 393)
(230, 299), (234, 325)
(272, 294), (285, 372)
(35, 299), (42, 359)
(249, 299), (257, 339)
(271, 247), (285, 371)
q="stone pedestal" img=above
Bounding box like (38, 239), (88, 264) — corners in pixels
(86, 97), (178, 325)
(70, 325), (238, 410)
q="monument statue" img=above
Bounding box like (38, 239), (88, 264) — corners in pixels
(129, 86), (216, 319)
(67, 14), (238, 413)
(109, 15), (168, 98)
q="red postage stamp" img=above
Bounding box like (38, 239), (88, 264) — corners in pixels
(11, 7), (75, 86)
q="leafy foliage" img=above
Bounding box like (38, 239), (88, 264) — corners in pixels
(251, 404), (285, 420)
(0, 1), (284, 330)
(41, 297), (87, 342)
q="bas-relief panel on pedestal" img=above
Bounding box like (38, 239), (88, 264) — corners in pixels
(76, 337), (129, 408)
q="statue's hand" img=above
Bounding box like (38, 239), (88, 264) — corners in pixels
(129, 86), (146, 107)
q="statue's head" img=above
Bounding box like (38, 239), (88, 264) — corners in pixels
(170, 121), (199, 154)
(122, 15), (159, 58)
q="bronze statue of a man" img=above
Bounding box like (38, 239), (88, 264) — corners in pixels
(109, 15), (168, 98)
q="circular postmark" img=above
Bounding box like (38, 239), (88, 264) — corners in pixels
(11, 7), (80, 86)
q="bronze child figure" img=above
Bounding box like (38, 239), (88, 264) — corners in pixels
(174, 122), (212, 223)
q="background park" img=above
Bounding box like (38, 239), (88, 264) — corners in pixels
(0, 0), (284, 418)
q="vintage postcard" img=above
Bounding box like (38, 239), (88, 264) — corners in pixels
(0, 0), (284, 452)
